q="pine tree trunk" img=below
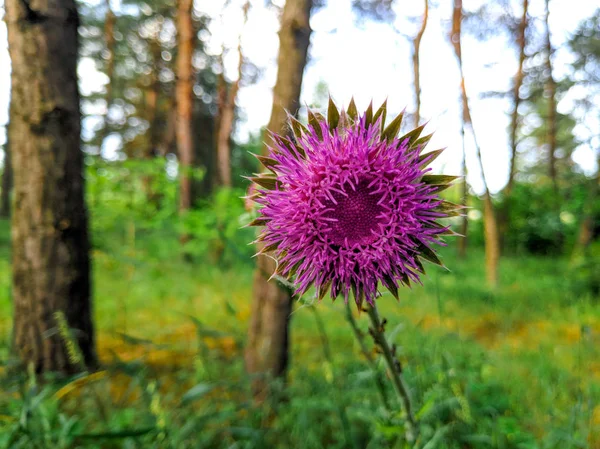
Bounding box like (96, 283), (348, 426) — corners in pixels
(544, 0), (558, 195)
(483, 193), (500, 287)
(6, 0), (96, 373)
(216, 74), (236, 188)
(412, 0), (428, 128)
(141, 36), (163, 207)
(457, 123), (468, 258)
(573, 154), (600, 259)
(97, 0), (116, 153)
(176, 0), (195, 211)
(0, 141), (12, 218)
(500, 0), (528, 252)
(506, 0), (528, 194)
(451, 0), (499, 285)
(215, 1), (249, 188)
(245, 0), (313, 399)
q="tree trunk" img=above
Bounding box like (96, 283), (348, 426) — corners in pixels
(6, 0), (96, 373)
(457, 121), (468, 258)
(572, 153), (600, 259)
(215, 1), (249, 188)
(215, 74), (236, 188)
(0, 141), (12, 218)
(175, 0), (195, 212)
(544, 0), (558, 195)
(506, 0), (528, 194)
(141, 35), (163, 207)
(500, 0), (528, 252)
(96, 0), (116, 154)
(451, 0), (499, 286)
(245, 0), (314, 398)
(412, 0), (428, 128)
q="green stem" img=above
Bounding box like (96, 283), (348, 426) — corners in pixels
(344, 301), (391, 411)
(367, 302), (418, 441)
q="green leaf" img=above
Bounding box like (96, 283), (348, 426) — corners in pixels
(364, 101), (374, 128)
(400, 124), (427, 148)
(258, 241), (279, 254)
(289, 116), (307, 141)
(434, 201), (464, 217)
(411, 132), (433, 151)
(181, 383), (215, 404)
(414, 257), (425, 274)
(225, 301), (237, 316)
(351, 282), (364, 310)
(246, 217), (269, 227)
(381, 111), (404, 142)
(255, 155), (279, 172)
(307, 109), (324, 140)
(337, 109), (350, 133)
(418, 148), (445, 166)
(381, 274), (399, 300)
(346, 97), (358, 121)
(435, 200), (463, 212)
(327, 97), (340, 131)
(373, 99), (387, 131)
(318, 279), (333, 301)
(421, 175), (460, 186)
(250, 176), (282, 190)
(417, 243), (445, 267)
(74, 427), (156, 440)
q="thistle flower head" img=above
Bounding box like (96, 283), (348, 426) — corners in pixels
(248, 99), (459, 307)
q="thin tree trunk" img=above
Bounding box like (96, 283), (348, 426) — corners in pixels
(572, 152), (600, 259)
(215, 1), (249, 188)
(146, 36), (162, 159)
(500, 0), (528, 253)
(141, 35), (163, 207)
(97, 0), (116, 154)
(451, 0), (499, 286)
(6, 0), (96, 372)
(412, 0), (428, 128)
(216, 74), (235, 187)
(544, 0), (558, 195)
(457, 119), (468, 258)
(176, 0), (195, 212)
(0, 141), (12, 218)
(506, 0), (528, 194)
(245, 0), (314, 399)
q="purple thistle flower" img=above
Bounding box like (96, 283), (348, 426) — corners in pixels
(248, 99), (460, 308)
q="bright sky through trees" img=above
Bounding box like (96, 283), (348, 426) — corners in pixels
(0, 0), (597, 193)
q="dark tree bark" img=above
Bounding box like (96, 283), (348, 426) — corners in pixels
(245, 0), (314, 398)
(451, 0), (500, 286)
(0, 141), (12, 218)
(6, 0), (96, 373)
(176, 0), (195, 212)
(412, 0), (428, 128)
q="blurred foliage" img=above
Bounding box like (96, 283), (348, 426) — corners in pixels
(85, 158), (255, 266)
(464, 180), (595, 257)
(0, 236), (598, 448)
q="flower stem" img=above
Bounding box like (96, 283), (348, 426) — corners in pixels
(344, 301), (391, 411)
(366, 302), (418, 441)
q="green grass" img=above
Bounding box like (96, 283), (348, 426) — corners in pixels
(0, 218), (598, 448)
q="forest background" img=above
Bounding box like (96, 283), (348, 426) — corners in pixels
(0, 0), (599, 447)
